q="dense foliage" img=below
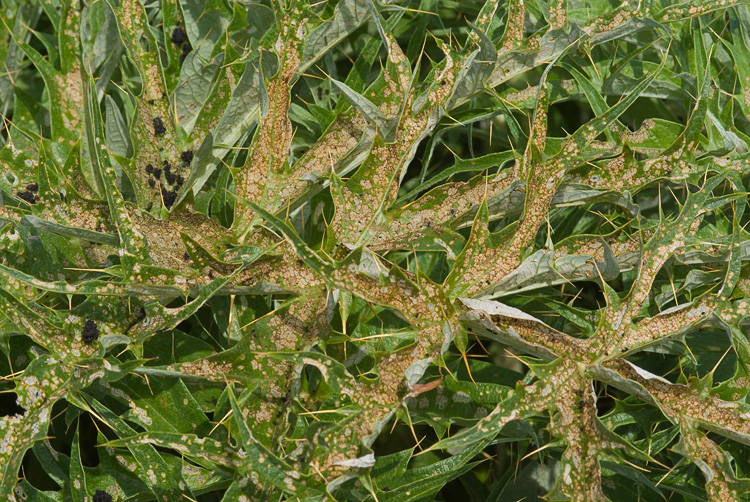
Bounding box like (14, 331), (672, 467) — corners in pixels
(2, 0), (750, 500)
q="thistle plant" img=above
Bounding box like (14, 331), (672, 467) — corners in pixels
(3, 0), (750, 500)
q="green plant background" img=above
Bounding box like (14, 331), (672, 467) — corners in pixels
(2, 0), (750, 501)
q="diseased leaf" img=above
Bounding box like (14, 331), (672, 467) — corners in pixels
(3, 1), (750, 500)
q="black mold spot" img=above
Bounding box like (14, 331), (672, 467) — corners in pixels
(17, 191), (35, 204)
(183, 252), (190, 261)
(153, 117), (167, 136)
(26, 183), (38, 192)
(163, 160), (171, 173)
(162, 188), (177, 209)
(148, 99), (155, 105)
(146, 202), (153, 211)
(153, 168), (162, 179)
(171, 27), (187, 45)
(208, 271), (214, 279)
(176, 175), (185, 186)
(181, 150), (194, 166)
(165, 171), (176, 184)
(59, 192), (67, 203)
(145, 163), (154, 173)
(148, 178), (156, 188)
(82, 320), (100, 344)
(179, 43), (192, 64)
(92, 490), (112, 502)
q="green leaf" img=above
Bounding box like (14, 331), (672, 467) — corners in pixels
(331, 78), (397, 141)
(104, 95), (133, 159)
(69, 428), (87, 502)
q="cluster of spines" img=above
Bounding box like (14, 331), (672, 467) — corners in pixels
(16, 183), (38, 204)
(92, 490), (112, 502)
(171, 27), (192, 64)
(81, 320), (99, 344)
(143, 150), (191, 208)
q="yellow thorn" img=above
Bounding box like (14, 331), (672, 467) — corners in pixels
(461, 350), (477, 384)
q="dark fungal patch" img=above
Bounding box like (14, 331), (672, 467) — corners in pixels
(146, 202), (153, 211)
(165, 171), (176, 184)
(26, 183), (38, 192)
(179, 43), (192, 63)
(148, 178), (156, 188)
(82, 320), (100, 344)
(183, 252), (190, 261)
(171, 27), (187, 45)
(17, 191), (35, 204)
(180, 150), (194, 166)
(153, 117), (167, 135)
(153, 168), (162, 179)
(92, 490), (112, 502)
(176, 175), (185, 186)
(145, 163), (154, 174)
(162, 188), (177, 209)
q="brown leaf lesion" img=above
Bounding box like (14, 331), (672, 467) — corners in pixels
(459, 299), (587, 361)
(605, 359), (750, 442)
(612, 296), (715, 356)
(286, 110), (368, 201)
(369, 171), (516, 250)
(234, 14), (306, 239)
(332, 42), (478, 247)
(548, 371), (608, 502)
(500, 0), (526, 53)
(678, 420), (743, 501)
